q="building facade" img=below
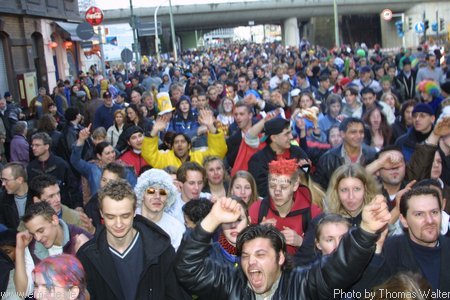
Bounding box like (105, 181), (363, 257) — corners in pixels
(0, 0), (84, 107)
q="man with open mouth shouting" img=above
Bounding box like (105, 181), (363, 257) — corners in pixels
(176, 194), (390, 299)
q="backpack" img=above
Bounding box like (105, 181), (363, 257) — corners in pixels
(257, 184), (312, 233)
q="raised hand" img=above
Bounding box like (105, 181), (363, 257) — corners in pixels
(433, 116), (450, 137)
(198, 109), (214, 126)
(394, 180), (416, 208)
(336, 114), (346, 122)
(360, 195), (391, 234)
(79, 211), (95, 234)
(201, 197), (241, 233)
(265, 108), (281, 121)
(78, 124), (92, 141)
(381, 151), (404, 170)
(16, 231), (33, 251)
(281, 226), (303, 247)
(150, 114), (170, 136)
(198, 109), (217, 133)
(210, 197), (241, 224)
(210, 195), (219, 203)
(73, 233), (90, 253)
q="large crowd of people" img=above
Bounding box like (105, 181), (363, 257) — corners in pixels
(0, 40), (450, 299)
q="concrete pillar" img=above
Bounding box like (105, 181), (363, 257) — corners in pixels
(283, 17), (299, 47)
(41, 20), (57, 91)
(380, 16), (403, 49)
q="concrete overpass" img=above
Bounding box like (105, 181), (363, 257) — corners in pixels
(102, 0), (446, 32)
(102, 0), (449, 51)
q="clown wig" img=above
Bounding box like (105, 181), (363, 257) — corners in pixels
(416, 80), (441, 98)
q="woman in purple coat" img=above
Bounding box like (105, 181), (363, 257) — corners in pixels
(9, 121), (29, 166)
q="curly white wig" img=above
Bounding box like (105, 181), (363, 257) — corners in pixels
(134, 168), (178, 210)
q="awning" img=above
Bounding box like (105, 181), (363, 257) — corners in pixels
(54, 21), (98, 42)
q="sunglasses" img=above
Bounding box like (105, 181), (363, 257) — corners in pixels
(146, 188), (168, 196)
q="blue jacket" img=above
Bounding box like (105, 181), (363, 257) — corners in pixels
(168, 111), (200, 139)
(70, 144), (137, 195)
(93, 104), (121, 130)
(209, 242), (239, 269)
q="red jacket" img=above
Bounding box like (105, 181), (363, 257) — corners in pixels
(249, 185), (322, 254)
(231, 136), (265, 177)
(119, 150), (149, 176)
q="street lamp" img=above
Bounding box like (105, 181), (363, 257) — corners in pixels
(169, 0), (178, 62)
(129, 0), (140, 69)
(154, 0), (177, 63)
(333, 0), (340, 47)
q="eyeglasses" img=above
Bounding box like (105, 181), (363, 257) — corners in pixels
(146, 188), (168, 196)
(1, 177), (15, 183)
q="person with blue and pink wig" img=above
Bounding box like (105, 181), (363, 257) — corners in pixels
(33, 254), (87, 300)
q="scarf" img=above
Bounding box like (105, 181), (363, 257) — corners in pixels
(218, 233), (237, 256)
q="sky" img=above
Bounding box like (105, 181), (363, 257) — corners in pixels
(95, 0), (261, 10)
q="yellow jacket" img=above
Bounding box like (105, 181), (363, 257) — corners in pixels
(142, 130), (228, 169)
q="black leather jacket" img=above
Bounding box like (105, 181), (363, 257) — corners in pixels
(175, 224), (379, 300)
(313, 144), (377, 190)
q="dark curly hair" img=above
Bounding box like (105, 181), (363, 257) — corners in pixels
(182, 198), (213, 225)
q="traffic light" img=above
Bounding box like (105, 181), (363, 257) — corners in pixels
(440, 18), (445, 31)
(408, 17), (413, 30)
(424, 20), (429, 30)
(395, 21), (404, 37)
(432, 22), (438, 32)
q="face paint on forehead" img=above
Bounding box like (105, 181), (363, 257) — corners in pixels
(269, 177), (291, 185)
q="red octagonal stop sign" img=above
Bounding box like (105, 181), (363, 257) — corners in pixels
(85, 6), (104, 26)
